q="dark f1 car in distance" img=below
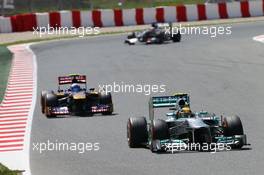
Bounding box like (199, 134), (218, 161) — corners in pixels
(125, 23), (181, 45)
(41, 74), (113, 118)
(127, 93), (249, 153)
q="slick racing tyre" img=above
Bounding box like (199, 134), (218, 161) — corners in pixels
(223, 116), (244, 136)
(41, 91), (48, 114)
(222, 115), (244, 149)
(127, 117), (148, 148)
(100, 93), (113, 115)
(172, 32), (181, 42)
(44, 93), (58, 118)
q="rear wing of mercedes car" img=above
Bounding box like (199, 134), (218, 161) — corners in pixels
(149, 93), (190, 121)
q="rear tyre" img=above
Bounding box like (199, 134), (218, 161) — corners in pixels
(127, 117), (148, 148)
(223, 115), (244, 149)
(44, 93), (58, 118)
(100, 93), (113, 115)
(41, 91), (48, 114)
(172, 32), (181, 42)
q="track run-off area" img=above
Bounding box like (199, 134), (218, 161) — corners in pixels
(30, 21), (264, 175)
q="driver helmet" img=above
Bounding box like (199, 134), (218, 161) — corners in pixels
(182, 106), (191, 113)
(177, 98), (186, 109)
(180, 106), (192, 118)
(70, 83), (81, 93)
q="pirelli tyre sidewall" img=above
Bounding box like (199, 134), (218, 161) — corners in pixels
(41, 91), (48, 114)
(44, 93), (58, 118)
(127, 117), (148, 148)
(100, 92), (113, 115)
(223, 116), (244, 136)
(223, 115), (244, 149)
(172, 32), (181, 42)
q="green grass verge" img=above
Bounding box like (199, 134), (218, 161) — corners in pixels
(0, 163), (22, 175)
(0, 46), (12, 103)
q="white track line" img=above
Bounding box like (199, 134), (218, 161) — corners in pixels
(253, 35), (264, 43)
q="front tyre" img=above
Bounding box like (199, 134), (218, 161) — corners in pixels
(222, 115), (244, 149)
(127, 117), (148, 148)
(44, 93), (58, 118)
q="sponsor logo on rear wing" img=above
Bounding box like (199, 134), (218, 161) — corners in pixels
(152, 96), (178, 108)
(151, 94), (189, 108)
(58, 75), (86, 85)
(149, 94), (189, 120)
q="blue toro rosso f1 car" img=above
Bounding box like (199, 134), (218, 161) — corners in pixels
(127, 93), (249, 153)
(41, 74), (113, 118)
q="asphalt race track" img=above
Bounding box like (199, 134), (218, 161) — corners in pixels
(30, 21), (264, 175)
